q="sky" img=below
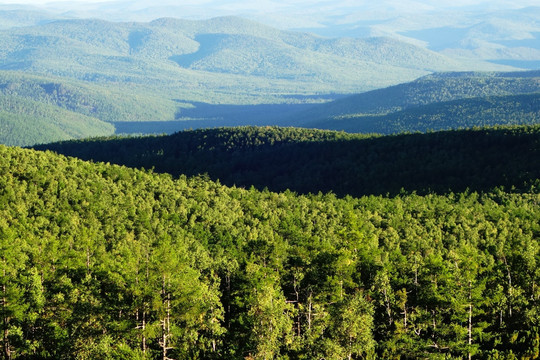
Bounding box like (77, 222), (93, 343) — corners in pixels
(1, 0), (538, 34)
(1, 0), (538, 8)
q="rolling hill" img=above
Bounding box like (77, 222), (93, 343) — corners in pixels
(0, 16), (514, 99)
(304, 93), (540, 134)
(295, 70), (540, 133)
(2, 3), (538, 70)
(0, 15), (522, 145)
(0, 71), (184, 145)
(0, 93), (113, 146)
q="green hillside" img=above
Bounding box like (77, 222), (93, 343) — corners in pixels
(5, 136), (540, 359)
(36, 125), (540, 197)
(0, 70), (184, 146)
(0, 71), (178, 122)
(0, 16), (526, 145)
(306, 93), (540, 134)
(295, 70), (540, 125)
(0, 93), (114, 146)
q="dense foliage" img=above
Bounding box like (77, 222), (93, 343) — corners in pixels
(37, 125), (540, 198)
(2, 143), (540, 359)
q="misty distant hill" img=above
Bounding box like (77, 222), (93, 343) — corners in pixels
(0, 14), (533, 145)
(0, 16), (513, 99)
(3, 2), (537, 70)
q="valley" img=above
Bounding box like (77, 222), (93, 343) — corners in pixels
(0, 14), (528, 146)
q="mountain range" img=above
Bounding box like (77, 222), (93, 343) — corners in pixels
(0, 14), (530, 145)
(1, 1), (539, 70)
(0, 15), (507, 94)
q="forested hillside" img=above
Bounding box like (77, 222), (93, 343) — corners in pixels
(36, 125), (540, 197)
(0, 71), (178, 123)
(295, 70), (540, 129)
(5, 68), (540, 145)
(2, 4), (540, 360)
(0, 70), (185, 145)
(0, 16), (514, 145)
(2, 142), (540, 359)
(306, 93), (540, 134)
(0, 93), (113, 146)
(0, 16), (512, 101)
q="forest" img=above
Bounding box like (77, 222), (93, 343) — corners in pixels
(0, 6), (538, 359)
(36, 125), (540, 197)
(0, 125), (533, 359)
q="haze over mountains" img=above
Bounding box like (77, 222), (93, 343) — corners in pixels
(1, 0), (539, 70)
(0, 15), (507, 92)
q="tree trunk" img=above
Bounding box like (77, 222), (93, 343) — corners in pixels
(307, 292), (312, 331)
(142, 309), (147, 354)
(2, 265), (11, 360)
(161, 276), (172, 360)
(468, 281), (472, 360)
(384, 287), (393, 326)
(503, 255), (513, 317)
(226, 273), (231, 329)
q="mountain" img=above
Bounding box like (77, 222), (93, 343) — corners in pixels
(294, 70), (540, 132)
(0, 71), (183, 145)
(0, 71), (178, 122)
(293, 6), (540, 70)
(0, 15), (520, 145)
(0, 93), (113, 146)
(0, 15), (523, 144)
(5, 2), (537, 70)
(335, 6), (540, 69)
(0, 16), (513, 100)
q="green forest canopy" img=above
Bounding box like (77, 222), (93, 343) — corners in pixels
(3, 125), (538, 358)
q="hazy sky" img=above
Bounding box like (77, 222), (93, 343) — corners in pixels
(1, 0), (538, 8)
(1, 0), (538, 33)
